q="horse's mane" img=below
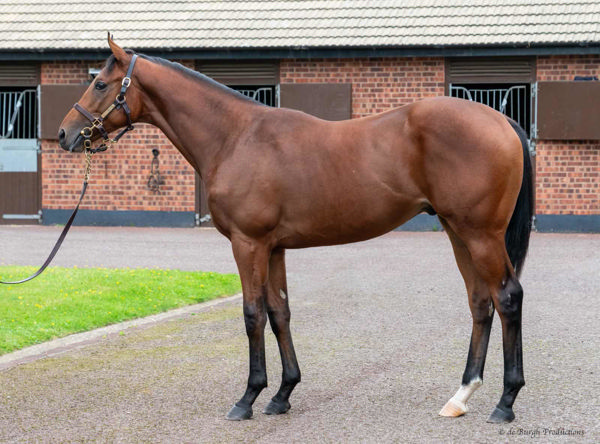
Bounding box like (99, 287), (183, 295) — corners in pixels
(105, 51), (261, 106)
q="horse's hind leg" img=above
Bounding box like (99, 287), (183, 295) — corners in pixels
(263, 248), (301, 415)
(226, 237), (270, 420)
(439, 220), (494, 417)
(486, 262), (525, 423)
(450, 228), (525, 423)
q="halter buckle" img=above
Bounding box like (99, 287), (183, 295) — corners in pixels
(121, 77), (131, 88)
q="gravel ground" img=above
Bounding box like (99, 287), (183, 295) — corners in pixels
(0, 226), (598, 443)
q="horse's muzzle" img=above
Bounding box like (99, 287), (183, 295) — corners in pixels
(59, 131), (84, 153)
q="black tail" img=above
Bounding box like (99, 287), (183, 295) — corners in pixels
(505, 118), (534, 278)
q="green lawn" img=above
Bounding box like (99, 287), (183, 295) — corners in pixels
(0, 266), (241, 355)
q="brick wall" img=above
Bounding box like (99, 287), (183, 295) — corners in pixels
(537, 54), (600, 81)
(41, 61), (196, 213)
(280, 57), (445, 118)
(41, 61), (93, 84)
(536, 55), (600, 215)
(535, 141), (599, 215)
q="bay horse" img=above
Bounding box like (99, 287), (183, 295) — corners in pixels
(58, 36), (533, 424)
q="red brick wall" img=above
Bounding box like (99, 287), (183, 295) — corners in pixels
(535, 141), (599, 215)
(280, 57), (445, 118)
(537, 54), (600, 81)
(41, 61), (195, 212)
(536, 55), (600, 215)
(41, 61), (92, 84)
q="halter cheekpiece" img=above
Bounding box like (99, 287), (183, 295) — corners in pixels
(73, 53), (138, 153)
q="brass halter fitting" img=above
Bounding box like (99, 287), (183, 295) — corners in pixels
(80, 126), (94, 149)
(80, 127), (93, 137)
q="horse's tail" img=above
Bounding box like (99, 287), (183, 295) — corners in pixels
(505, 118), (534, 278)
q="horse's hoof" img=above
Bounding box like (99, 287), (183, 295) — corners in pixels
(225, 404), (253, 421)
(263, 399), (291, 415)
(439, 398), (468, 417)
(487, 406), (515, 423)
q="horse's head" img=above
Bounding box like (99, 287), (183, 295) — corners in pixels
(58, 34), (142, 152)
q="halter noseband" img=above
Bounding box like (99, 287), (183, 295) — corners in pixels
(73, 53), (138, 153)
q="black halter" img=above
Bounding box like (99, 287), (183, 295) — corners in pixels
(73, 53), (138, 153)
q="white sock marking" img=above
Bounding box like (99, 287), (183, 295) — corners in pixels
(449, 377), (483, 411)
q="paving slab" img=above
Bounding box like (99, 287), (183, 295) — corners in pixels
(0, 227), (598, 443)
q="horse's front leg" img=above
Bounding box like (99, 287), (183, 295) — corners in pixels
(263, 248), (301, 415)
(226, 237), (270, 421)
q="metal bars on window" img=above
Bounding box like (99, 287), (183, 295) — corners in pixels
(235, 87), (276, 107)
(0, 89), (38, 139)
(449, 85), (530, 138)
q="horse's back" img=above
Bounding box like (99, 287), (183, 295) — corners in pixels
(210, 97), (523, 247)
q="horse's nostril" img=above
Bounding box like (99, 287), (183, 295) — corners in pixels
(58, 128), (65, 141)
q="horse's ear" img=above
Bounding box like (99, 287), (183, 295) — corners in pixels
(107, 32), (127, 64)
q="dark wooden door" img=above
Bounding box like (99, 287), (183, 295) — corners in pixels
(0, 65), (41, 224)
(0, 139), (41, 224)
(280, 83), (352, 120)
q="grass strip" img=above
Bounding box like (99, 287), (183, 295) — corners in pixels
(0, 266), (241, 355)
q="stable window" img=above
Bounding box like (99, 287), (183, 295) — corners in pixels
(446, 58), (535, 139)
(233, 85), (277, 107)
(449, 83), (531, 138)
(196, 61), (279, 107)
(0, 87), (38, 140)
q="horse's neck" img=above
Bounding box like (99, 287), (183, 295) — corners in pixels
(136, 60), (255, 179)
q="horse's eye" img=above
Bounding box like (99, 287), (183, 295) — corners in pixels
(95, 81), (107, 91)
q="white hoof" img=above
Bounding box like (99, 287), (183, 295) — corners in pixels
(439, 398), (468, 417)
(439, 378), (482, 418)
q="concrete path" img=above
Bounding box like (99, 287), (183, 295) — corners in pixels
(0, 227), (598, 443)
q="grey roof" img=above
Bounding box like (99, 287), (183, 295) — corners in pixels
(1, 0), (600, 51)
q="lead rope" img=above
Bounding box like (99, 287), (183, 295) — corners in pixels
(0, 150), (93, 285)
